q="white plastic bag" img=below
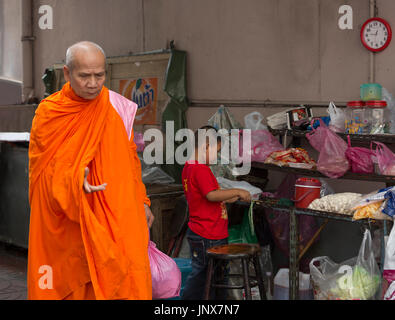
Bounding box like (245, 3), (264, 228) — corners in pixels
(384, 223), (395, 300)
(142, 167), (175, 185)
(310, 229), (381, 300)
(273, 268), (313, 300)
(244, 112), (268, 130)
(216, 177), (263, 200)
(382, 87), (395, 134)
(327, 101), (346, 133)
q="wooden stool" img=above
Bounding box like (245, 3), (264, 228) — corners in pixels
(204, 243), (266, 300)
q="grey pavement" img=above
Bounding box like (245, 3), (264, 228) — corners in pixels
(0, 244), (27, 300)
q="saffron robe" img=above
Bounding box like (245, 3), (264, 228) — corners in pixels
(27, 82), (152, 300)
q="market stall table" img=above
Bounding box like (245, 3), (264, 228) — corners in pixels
(248, 130), (395, 300)
(147, 183), (184, 252)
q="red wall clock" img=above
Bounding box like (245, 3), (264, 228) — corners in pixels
(361, 17), (392, 52)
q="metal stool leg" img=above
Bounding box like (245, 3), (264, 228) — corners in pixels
(204, 257), (214, 300)
(252, 255), (267, 300)
(241, 258), (252, 300)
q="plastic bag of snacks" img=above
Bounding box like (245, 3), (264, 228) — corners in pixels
(264, 148), (316, 168)
(352, 201), (392, 221)
(308, 193), (362, 215)
(310, 230), (381, 300)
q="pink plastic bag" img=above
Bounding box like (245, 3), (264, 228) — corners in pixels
(134, 132), (145, 152)
(148, 241), (181, 299)
(371, 141), (395, 176)
(241, 129), (284, 162)
(306, 119), (350, 178)
(345, 136), (374, 174)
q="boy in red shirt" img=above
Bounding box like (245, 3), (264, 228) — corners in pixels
(181, 126), (251, 300)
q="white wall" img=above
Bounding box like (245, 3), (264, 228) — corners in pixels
(0, 0), (22, 81)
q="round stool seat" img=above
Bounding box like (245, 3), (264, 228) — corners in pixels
(206, 243), (260, 260)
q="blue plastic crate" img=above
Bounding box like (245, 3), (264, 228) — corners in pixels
(163, 258), (192, 300)
(173, 258), (192, 285)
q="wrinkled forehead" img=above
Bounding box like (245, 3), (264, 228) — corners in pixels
(71, 48), (106, 72)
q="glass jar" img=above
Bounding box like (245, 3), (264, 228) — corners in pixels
(366, 100), (387, 134)
(345, 101), (367, 134)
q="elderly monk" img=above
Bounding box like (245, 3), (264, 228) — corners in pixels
(27, 41), (154, 300)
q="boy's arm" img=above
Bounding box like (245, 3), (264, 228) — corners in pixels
(206, 188), (251, 203)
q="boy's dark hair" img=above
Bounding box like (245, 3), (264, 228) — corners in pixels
(194, 125), (222, 148)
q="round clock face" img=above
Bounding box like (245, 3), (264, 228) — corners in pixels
(361, 18), (392, 52)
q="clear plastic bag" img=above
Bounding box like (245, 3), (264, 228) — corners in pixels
(310, 229), (381, 300)
(345, 136), (374, 174)
(306, 119), (350, 178)
(327, 101), (346, 133)
(142, 166), (175, 185)
(382, 87), (395, 134)
(148, 241), (182, 299)
(371, 141), (395, 176)
(244, 111), (268, 130)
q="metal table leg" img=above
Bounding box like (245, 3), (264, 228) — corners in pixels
(289, 208), (299, 300)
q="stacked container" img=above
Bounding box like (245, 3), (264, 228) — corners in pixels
(345, 101), (367, 134)
(366, 100), (388, 134)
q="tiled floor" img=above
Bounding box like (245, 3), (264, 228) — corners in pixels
(0, 244), (28, 300)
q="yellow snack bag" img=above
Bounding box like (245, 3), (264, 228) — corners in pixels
(353, 201), (391, 220)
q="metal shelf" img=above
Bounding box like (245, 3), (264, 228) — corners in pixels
(254, 197), (384, 224)
(269, 128), (395, 144)
(252, 162), (395, 185)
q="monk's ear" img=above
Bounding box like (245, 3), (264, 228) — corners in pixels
(63, 65), (71, 82)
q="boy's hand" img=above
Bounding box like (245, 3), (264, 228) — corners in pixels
(224, 196), (239, 204)
(237, 189), (252, 202)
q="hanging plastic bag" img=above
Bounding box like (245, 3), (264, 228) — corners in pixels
(383, 224), (395, 300)
(207, 105), (243, 179)
(148, 241), (182, 299)
(240, 129), (284, 163)
(306, 119), (350, 178)
(142, 166), (175, 185)
(345, 136), (374, 174)
(244, 111), (268, 130)
(134, 132), (145, 152)
(383, 189), (395, 218)
(327, 101), (346, 133)
(228, 206), (258, 244)
(371, 141), (395, 176)
(309, 229), (381, 300)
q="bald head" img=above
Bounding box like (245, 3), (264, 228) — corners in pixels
(63, 41), (107, 100)
(65, 41), (106, 71)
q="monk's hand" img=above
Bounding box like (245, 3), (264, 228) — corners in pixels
(144, 204), (155, 228)
(83, 167), (107, 193)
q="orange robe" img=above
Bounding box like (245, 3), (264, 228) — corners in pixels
(27, 82), (152, 300)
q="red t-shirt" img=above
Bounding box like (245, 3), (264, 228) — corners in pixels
(182, 160), (228, 240)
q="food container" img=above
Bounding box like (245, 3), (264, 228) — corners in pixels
(294, 178), (321, 208)
(360, 83), (382, 101)
(366, 100), (387, 134)
(273, 268), (314, 300)
(345, 101), (367, 134)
